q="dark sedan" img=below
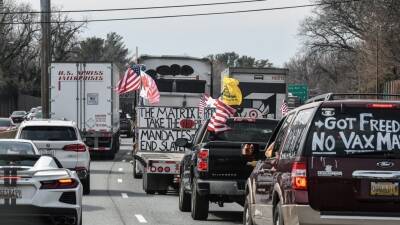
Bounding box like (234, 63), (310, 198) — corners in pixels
(10, 111), (27, 123)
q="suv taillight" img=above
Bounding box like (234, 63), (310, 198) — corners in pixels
(197, 149), (209, 172)
(63, 144), (86, 152)
(291, 162), (307, 190)
(40, 178), (78, 189)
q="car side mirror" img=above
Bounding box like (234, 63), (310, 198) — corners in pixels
(175, 138), (192, 148)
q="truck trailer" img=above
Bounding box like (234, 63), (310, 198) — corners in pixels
(50, 62), (120, 159)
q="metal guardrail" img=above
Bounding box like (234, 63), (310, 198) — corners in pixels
(306, 93), (400, 103)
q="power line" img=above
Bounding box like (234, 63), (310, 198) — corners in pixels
(0, 0), (362, 25)
(1, 0), (269, 14)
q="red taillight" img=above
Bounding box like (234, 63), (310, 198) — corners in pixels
(164, 167), (171, 173)
(197, 149), (209, 172)
(63, 144), (86, 152)
(40, 178), (78, 189)
(198, 149), (209, 160)
(291, 162), (307, 190)
(367, 103), (398, 109)
(157, 167), (164, 173)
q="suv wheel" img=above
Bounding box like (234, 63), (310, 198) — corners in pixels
(273, 202), (284, 225)
(82, 174), (90, 195)
(191, 179), (209, 220)
(133, 160), (142, 179)
(243, 193), (253, 225)
(179, 180), (191, 212)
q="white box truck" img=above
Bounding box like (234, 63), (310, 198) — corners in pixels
(50, 62), (120, 159)
(133, 55), (212, 194)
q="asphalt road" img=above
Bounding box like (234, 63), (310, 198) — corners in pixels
(83, 137), (244, 225)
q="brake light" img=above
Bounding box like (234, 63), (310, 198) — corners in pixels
(40, 178), (78, 189)
(197, 149), (209, 172)
(63, 144), (86, 152)
(198, 149), (209, 160)
(291, 162), (307, 190)
(367, 103), (398, 109)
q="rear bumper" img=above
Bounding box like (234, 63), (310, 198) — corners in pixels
(196, 179), (245, 196)
(0, 205), (78, 217)
(282, 205), (400, 225)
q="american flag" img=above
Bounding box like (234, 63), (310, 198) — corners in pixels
(280, 100), (289, 117)
(116, 65), (141, 94)
(139, 71), (160, 104)
(199, 94), (216, 115)
(207, 99), (236, 133)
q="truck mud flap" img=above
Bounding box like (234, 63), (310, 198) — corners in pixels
(133, 155), (147, 167)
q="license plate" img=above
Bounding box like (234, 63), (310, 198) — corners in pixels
(0, 188), (22, 199)
(40, 149), (55, 156)
(371, 182), (399, 196)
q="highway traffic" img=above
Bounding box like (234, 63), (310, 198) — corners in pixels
(84, 138), (245, 225)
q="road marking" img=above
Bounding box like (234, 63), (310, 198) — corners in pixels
(122, 159), (126, 162)
(117, 178), (123, 183)
(121, 193), (128, 199)
(135, 214), (147, 223)
(118, 168), (123, 172)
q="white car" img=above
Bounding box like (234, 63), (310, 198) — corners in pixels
(0, 139), (83, 224)
(15, 120), (91, 195)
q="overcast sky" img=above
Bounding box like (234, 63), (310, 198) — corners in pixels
(18, 0), (313, 67)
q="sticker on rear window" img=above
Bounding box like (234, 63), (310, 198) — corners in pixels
(321, 108), (335, 117)
(310, 112), (400, 155)
(317, 165), (343, 177)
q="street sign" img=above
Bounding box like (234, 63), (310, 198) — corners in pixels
(288, 84), (309, 103)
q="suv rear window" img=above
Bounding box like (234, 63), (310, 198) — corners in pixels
(205, 119), (278, 142)
(20, 126), (77, 141)
(305, 106), (400, 156)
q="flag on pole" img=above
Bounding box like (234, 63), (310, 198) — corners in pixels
(198, 94), (217, 115)
(139, 71), (160, 104)
(280, 100), (289, 117)
(115, 65), (141, 94)
(207, 99), (236, 133)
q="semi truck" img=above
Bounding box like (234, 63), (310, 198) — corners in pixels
(50, 62), (120, 159)
(133, 55), (212, 194)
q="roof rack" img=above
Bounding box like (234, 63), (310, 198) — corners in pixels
(305, 93), (400, 103)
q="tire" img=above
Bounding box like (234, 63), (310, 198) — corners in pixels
(133, 160), (142, 179)
(157, 190), (167, 195)
(82, 174), (91, 195)
(243, 193), (253, 225)
(191, 179), (209, 220)
(273, 202), (284, 225)
(179, 180), (191, 212)
(145, 190), (155, 195)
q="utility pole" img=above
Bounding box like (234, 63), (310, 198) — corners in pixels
(41, 0), (51, 118)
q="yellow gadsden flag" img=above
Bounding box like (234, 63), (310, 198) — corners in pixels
(222, 77), (242, 106)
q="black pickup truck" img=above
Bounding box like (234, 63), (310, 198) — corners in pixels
(176, 118), (278, 220)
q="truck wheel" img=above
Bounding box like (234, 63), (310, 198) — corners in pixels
(82, 174), (91, 195)
(191, 180), (209, 220)
(132, 160), (142, 179)
(179, 181), (191, 212)
(157, 190), (167, 195)
(243, 193), (253, 225)
(145, 190), (155, 195)
(273, 202), (284, 225)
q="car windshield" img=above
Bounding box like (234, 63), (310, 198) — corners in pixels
(305, 106), (400, 157)
(12, 111), (26, 116)
(20, 126), (77, 141)
(0, 119), (12, 126)
(0, 141), (35, 155)
(205, 119), (278, 142)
